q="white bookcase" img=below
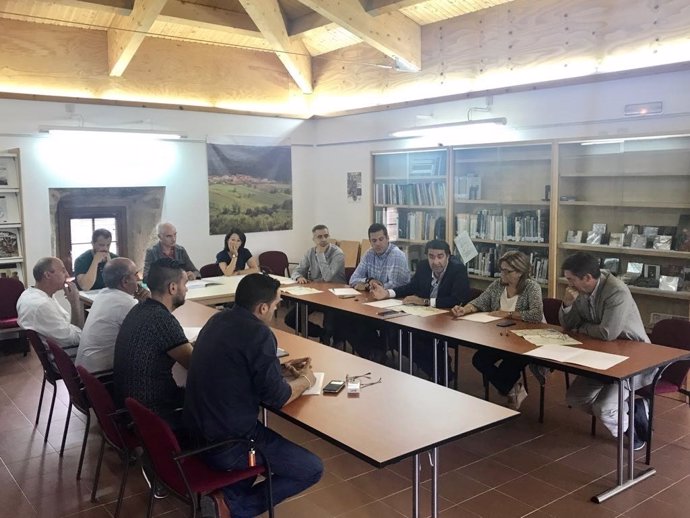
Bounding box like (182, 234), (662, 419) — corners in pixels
(0, 149), (27, 286)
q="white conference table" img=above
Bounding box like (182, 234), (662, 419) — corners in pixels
(79, 273), (295, 307)
(172, 301), (518, 518)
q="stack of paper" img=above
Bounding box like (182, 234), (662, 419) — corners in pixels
(328, 287), (360, 298)
(511, 329), (582, 346)
(282, 286), (322, 296)
(457, 313), (502, 323)
(364, 299), (404, 308)
(523, 345), (627, 370)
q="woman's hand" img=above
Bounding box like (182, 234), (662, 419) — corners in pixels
(451, 305), (466, 317)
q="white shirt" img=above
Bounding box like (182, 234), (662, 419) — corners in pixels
(76, 288), (137, 373)
(16, 287), (81, 356)
(499, 287), (518, 312)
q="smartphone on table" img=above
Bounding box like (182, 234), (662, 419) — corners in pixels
(322, 380), (345, 394)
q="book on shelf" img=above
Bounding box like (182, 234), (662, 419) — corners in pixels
(410, 156), (440, 177)
(621, 262), (643, 284)
(397, 211), (442, 241)
(456, 209), (548, 243)
(0, 196), (7, 223)
(652, 235), (672, 250)
(608, 233), (624, 247)
(602, 257), (620, 275)
(374, 207), (399, 241)
(528, 252), (548, 284)
(592, 223), (607, 234)
(454, 175), (481, 201)
(623, 224), (639, 247)
(566, 230), (583, 243)
(659, 276), (680, 292)
(0, 229), (19, 258)
(466, 244), (497, 277)
(375, 181), (446, 206)
(0, 156), (17, 187)
(586, 231), (602, 245)
(675, 214), (690, 252)
(630, 234), (647, 249)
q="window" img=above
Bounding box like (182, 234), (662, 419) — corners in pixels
(56, 206), (127, 274)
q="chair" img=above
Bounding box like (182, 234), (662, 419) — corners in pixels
(125, 397), (274, 518)
(360, 238), (371, 257)
(337, 240), (361, 269)
(259, 251), (289, 277)
(344, 266), (356, 284)
(0, 277), (28, 355)
(200, 263), (223, 278)
(46, 340), (91, 479)
(27, 330), (62, 441)
(77, 366), (139, 518)
(639, 318), (690, 464)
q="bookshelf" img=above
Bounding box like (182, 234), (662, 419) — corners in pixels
(0, 150), (27, 285)
(556, 135), (690, 324)
(372, 149), (449, 271)
(451, 143), (552, 287)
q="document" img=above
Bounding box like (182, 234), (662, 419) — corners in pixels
(186, 280), (218, 289)
(523, 345), (628, 370)
(282, 286), (322, 296)
(364, 299), (405, 308)
(303, 372), (325, 396)
(398, 305), (448, 317)
(454, 231), (478, 265)
(458, 312), (503, 323)
(328, 287), (360, 298)
(270, 275), (297, 285)
(183, 327), (202, 342)
(512, 329), (582, 346)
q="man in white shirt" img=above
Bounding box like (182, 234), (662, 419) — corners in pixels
(17, 257), (84, 358)
(76, 257), (148, 373)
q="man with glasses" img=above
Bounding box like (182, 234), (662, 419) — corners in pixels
(561, 252), (652, 450)
(284, 224), (345, 343)
(76, 258), (149, 374)
(370, 239), (471, 380)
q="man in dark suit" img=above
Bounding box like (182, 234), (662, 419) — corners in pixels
(370, 239), (471, 380)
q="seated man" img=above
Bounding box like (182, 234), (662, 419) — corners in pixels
(345, 223), (410, 362)
(76, 258), (148, 374)
(371, 239), (471, 379)
(185, 273), (323, 518)
(561, 252), (653, 450)
(17, 257), (83, 358)
(73, 228), (118, 290)
(285, 224), (345, 342)
(143, 222), (200, 283)
(113, 258), (193, 432)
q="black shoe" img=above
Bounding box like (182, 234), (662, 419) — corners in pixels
(633, 398), (650, 442)
(200, 490), (231, 518)
(141, 464), (168, 499)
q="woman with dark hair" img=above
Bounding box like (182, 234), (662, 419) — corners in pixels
(452, 250), (544, 409)
(215, 229), (260, 276)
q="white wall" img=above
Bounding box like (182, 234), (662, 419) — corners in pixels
(0, 99), (318, 273)
(311, 68), (690, 242)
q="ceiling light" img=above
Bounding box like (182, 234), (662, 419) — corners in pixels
(39, 126), (185, 140)
(390, 117), (507, 138)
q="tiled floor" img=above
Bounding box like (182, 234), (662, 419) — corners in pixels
(2, 326), (690, 517)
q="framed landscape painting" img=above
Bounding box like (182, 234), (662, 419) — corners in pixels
(207, 143), (292, 234)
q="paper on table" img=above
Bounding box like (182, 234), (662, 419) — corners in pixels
(303, 372), (325, 396)
(282, 286), (322, 296)
(183, 327), (202, 342)
(270, 275), (297, 285)
(458, 312), (503, 323)
(364, 299), (405, 308)
(454, 231), (478, 265)
(511, 329), (582, 346)
(329, 287), (360, 298)
(398, 305), (448, 317)
(523, 345), (628, 370)
(186, 280), (216, 289)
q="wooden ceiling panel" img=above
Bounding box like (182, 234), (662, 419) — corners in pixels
(401, 0), (515, 25)
(301, 25), (362, 57)
(0, 0), (117, 30)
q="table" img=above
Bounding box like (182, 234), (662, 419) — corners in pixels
(172, 301), (517, 518)
(280, 282), (690, 503)
(79, 274), (295, 307)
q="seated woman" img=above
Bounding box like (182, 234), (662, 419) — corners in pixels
(451, 250), (544, 410)
(215, 229), (260, 276)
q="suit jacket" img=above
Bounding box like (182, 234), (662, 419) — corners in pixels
(394, 258), (470, 309)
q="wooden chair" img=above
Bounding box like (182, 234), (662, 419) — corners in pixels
(360, 238), (371, 257)
(337, 240), (361, 269)
(126, 397), (273, 518)
(46, 340), (91, 479)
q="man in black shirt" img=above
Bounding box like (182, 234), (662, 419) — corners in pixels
(113, 258), (193, 430)
(184, 273), (323, 518)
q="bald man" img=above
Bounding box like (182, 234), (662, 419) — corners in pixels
(143, 222), (200, 282)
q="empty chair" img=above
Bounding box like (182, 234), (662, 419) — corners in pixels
(0, 277), (28, 355)
(199, 263), (223, 278)
(639, 318), (690, 464)
(46, 340), (91, 479)
(27, 330), (62, 441)
(125, 397), (273, 518)
(77, 366), (139, 518)
(259, 251), (289, 277)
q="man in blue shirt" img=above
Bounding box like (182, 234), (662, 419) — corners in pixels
(184, 274), (323, 518)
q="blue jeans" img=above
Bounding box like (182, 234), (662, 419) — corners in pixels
(201, 421), (323, 518)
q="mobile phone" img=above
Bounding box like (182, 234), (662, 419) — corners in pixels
(377, 310), (403, 318)
(496, 320), (516, 327)
(322, 380), (345, 394)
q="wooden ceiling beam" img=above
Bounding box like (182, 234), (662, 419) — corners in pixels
(362, 0), (430, 16)
(158, 0), (260, 38)
(107, 0), (168, 76)
(238, 0), (312, 93)
(296, 0), (421, 71)
(31, 0), (133, 15)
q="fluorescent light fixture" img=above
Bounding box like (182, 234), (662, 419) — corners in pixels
(39, 126), (185, 140)
(624, 101), (663, 116)
(390, 117), (507, 138)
